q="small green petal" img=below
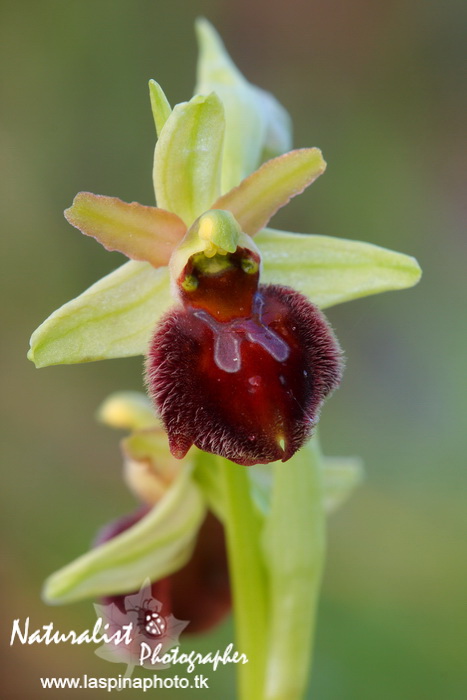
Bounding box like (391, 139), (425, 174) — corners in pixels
(323, 456), (364, 514)
(149, 79), (172, 137)
(213, 149), (326, 236)
(28, 261), (173, 367)
(43, 465), (205, 604)
(195, 18), (292, 192)
(153, 92), (225, 225)
(97, 391), (158, 431)
(65, 193), (186, 268)
(257, 228), (422, 308)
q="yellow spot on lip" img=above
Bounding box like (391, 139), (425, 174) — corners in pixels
(277, 436), (286, 452)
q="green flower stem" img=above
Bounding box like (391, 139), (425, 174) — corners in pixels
(262, 438), (326, 700)
(222, 457), (269, 700)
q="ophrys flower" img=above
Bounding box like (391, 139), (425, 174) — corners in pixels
(28, 22), (419, 465)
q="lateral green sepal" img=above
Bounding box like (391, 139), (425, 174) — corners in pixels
(28, 261), (173, 367)
(257, 228), (422, 308)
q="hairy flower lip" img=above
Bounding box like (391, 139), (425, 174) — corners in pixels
(146, 284), (343, 466)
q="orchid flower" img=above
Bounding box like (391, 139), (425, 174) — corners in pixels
(31, 19), (421, 700)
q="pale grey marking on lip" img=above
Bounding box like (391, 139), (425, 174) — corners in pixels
(194, 293), (290, 374)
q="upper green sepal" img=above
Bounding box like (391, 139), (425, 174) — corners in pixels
(195, 18), (292, 192)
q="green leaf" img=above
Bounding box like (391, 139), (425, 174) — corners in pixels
(43, 466), (205, 604)
(97, 391), (158, 431)
(257, 228), (422, 308)
(65, 193), (186, 267)
(323, 456), (364, 514)
(213, 149), (326, 236)
(153, 92), (225, 225)
(149, 79), (172, 137)
(28, 261), (173, 367)
(195, 18), (292, 192)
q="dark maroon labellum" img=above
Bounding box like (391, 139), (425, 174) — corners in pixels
(146, 244), (343, 465)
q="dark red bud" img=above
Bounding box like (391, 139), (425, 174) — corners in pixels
(96, 510), (230, 636)
(146, 283), (343, 466)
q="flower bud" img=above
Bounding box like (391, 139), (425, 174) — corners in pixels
(95, 510), (230, 635)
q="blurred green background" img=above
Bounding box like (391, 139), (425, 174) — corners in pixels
(1, 0), (466, 698)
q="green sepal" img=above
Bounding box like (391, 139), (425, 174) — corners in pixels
(153, 92), (225, 225)
(249, 453), (364, 518)
(195, 18), (292, 192)
(28, 261), (173, 367)
(149, 79), (172, 137)
(255, 85), (293, 163)
(257, 228), (422, 308)
(43, 465), (206, 604)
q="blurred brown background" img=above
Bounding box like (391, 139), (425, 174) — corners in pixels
(1, 0), (466, 697)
